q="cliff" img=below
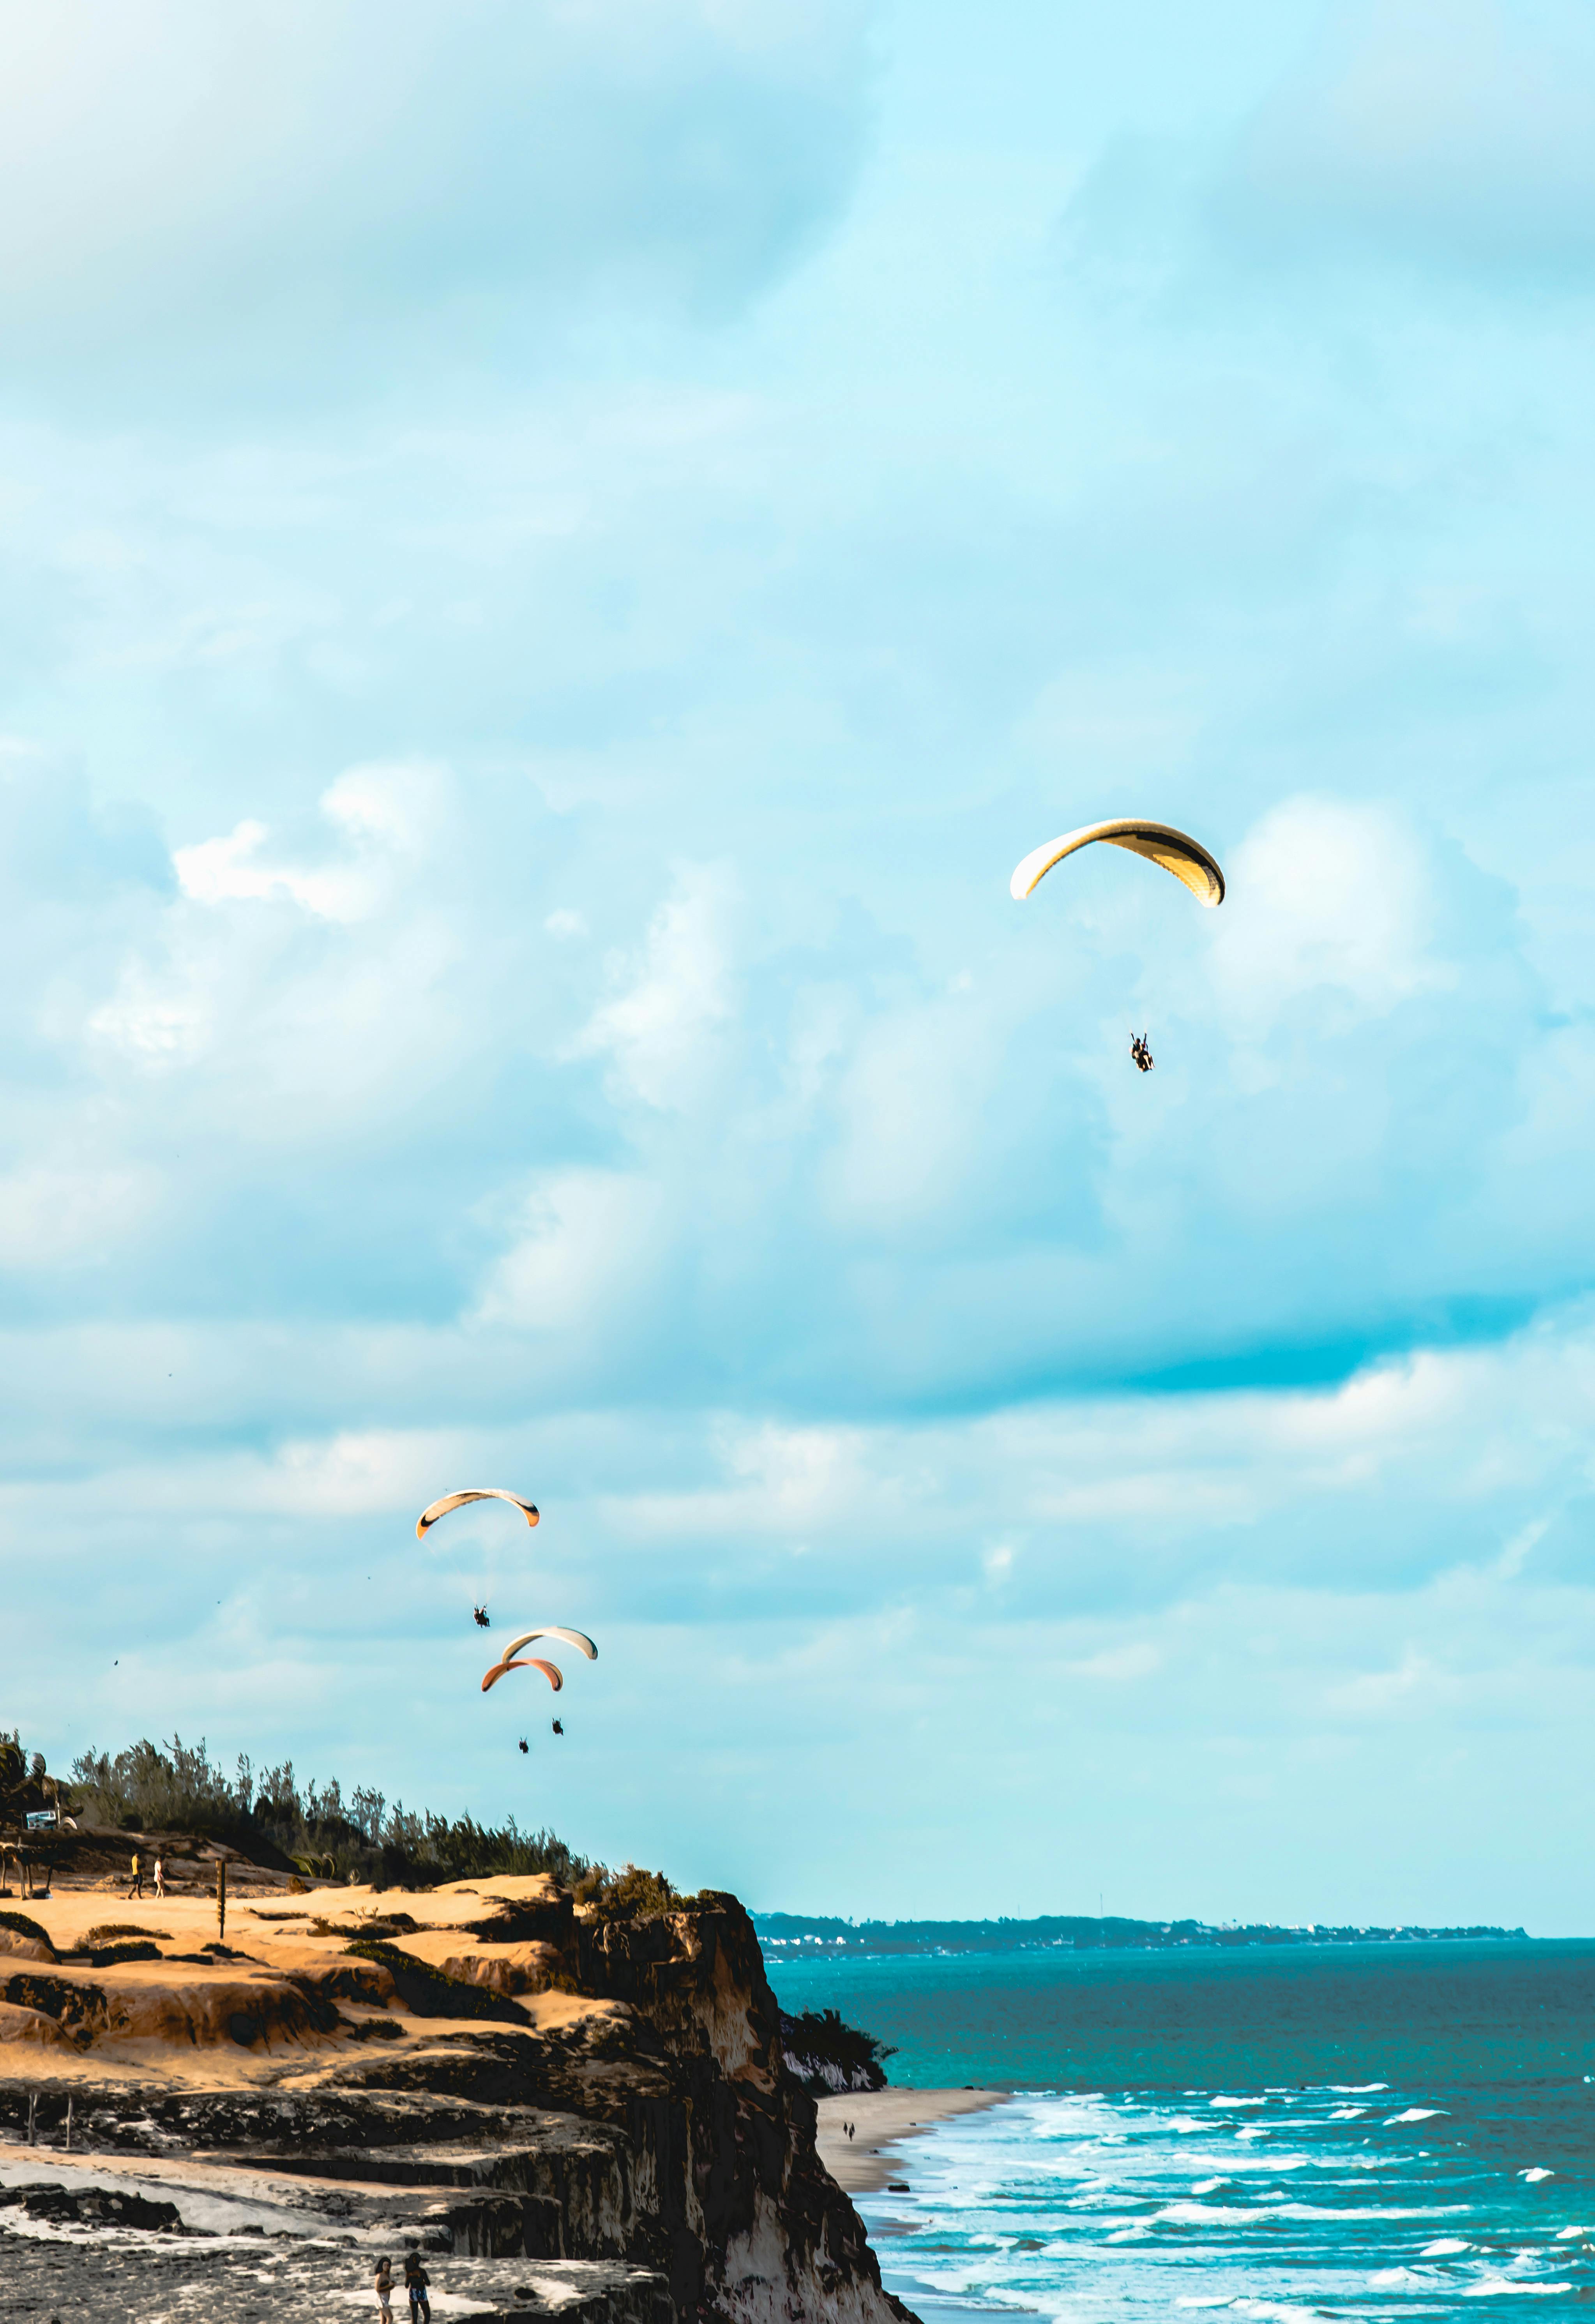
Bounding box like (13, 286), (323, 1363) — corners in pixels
(0, 1874), (915, 2324)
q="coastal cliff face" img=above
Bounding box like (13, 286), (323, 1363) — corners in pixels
(0, 1874), (912, 2324)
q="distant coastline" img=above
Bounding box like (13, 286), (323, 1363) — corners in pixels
(754, 1910), (1529, 1956)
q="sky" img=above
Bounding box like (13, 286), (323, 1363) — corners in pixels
(3, 0), (1595, 1933)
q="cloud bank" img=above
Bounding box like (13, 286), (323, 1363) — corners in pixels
(2, 0), (1594, 1928)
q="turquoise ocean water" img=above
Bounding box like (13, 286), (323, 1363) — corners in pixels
(770, 1941), (1595, 2319)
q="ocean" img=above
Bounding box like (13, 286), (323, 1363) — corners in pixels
(770, 1940), (1595, 2319)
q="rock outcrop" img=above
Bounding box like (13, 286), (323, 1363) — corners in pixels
(0, 1875), (914, 2324)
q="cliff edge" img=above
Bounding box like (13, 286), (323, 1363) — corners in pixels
(0, 1875), (915, 2324)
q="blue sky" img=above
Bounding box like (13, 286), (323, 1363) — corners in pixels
(4, 0), (1595, 1931)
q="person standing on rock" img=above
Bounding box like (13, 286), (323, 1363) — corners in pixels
(124, 1850), (143, 1900)
(407, 2240), (437, 2315)
(374, 2255), (394, 2321)
(403, 2250), (431, 2323)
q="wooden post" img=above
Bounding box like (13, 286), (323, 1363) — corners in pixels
(27, 2091), (36, 2145)
(217, 1856), (227, 1946)
(65, 2096), (73, 2151)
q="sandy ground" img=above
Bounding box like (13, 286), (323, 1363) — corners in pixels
(814, 2089), (1003, 2193)
(0, 1874), (620, 2094)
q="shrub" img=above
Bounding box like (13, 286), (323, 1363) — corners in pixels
(780, 2006), (895, 2095)
(575, 1863), (680, 1921)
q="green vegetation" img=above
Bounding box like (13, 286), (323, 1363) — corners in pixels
(574, 1863), (682, 1920)
(0, 1731), (66, 1828)
(779, 2006), (895, 2095)
(64, 1733), (593, 1890)
(15, 1729), (701, 1924)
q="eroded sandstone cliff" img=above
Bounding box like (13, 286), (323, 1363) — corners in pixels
(0, 1874), (914, 2324)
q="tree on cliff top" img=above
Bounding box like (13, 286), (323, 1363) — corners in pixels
(67, 1732), (592, 1889)
(0, 1730), (66, 1830)
(779, 2006), (895, 2095)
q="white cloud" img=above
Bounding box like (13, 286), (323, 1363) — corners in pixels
(472, 1167), (666, 1332)
(0, 0), (873, 389)
(174, 761), (442, 922)
(0, 1161), (157, 1267)
(576, 865), (737, 1111)
(87, 964), (211, 1066)
(1208, 795), (1453, 1038)
(1067, 1641), (1162, 1682)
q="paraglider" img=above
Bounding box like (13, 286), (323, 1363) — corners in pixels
(551, 1719), (563, 1737)
(499, 1626), (597, 1665)
(1011, 819), (1224, 1072)
(473, 1605), (490, 1628)
(481, 1655), (563, 1695)
(518, 1738), (529, 1754)
(1010, 818), (1225, 907)
(416, 1489), (539, 1540)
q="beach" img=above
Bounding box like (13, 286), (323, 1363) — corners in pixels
(815, 2087), (1003, 2193)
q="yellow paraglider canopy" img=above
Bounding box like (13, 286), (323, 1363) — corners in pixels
(1010, 819), (1225, 908)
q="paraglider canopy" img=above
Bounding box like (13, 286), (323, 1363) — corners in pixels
(500, 1626), (597, 1664)
(1010, 819), (1225, 908)
(417, 1489), (539, 1541)
(482, 1655), (563, 1695)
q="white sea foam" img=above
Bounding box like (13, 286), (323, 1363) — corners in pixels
(852, 2043), (1574, 2324)
(1155, 2201), (1270, 2226)
(1328, 2082), (1390, 2093)
(1554, 2227), (1588, 2240)
(1463, 2281), (1572, 2298)
(1520, 2167), (1554, 2183)
(1274, 2202), (1461, 2222)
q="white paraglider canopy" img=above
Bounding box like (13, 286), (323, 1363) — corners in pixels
(416, 1488), (539, 1541)
(500, 1626), (597, 1664)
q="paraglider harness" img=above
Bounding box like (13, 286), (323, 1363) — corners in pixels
(1130, 1033), (1153, 1073)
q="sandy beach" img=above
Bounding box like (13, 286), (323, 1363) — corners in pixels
(814, 2087), (1004, 2193)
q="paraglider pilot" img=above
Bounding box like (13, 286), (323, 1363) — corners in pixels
(1130, 1033), (1153, 1073)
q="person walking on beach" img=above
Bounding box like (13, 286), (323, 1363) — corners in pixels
(124, 1851), (143, 1900)
(374, 2255), (394, 2321)
(403, 2250), (431, 2323)
(153, 1855), (166, 1900)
